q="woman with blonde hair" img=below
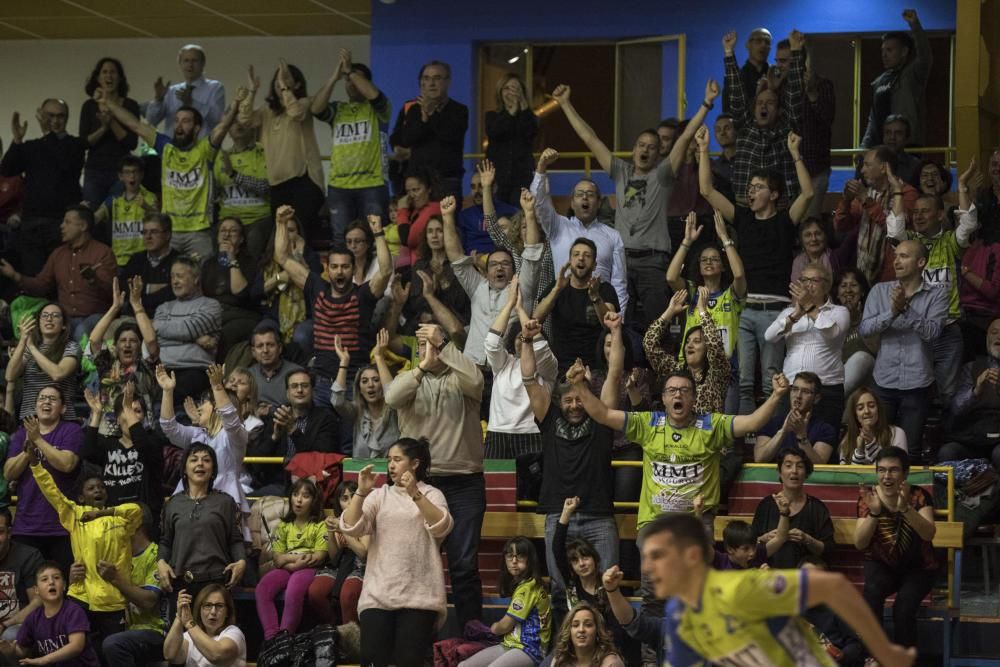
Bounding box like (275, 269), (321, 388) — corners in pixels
(549, 601), (623, 667)
(485, 73), (538, 204)
(840, 387), (907, 465)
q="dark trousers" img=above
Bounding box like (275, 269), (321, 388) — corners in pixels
(862, 559), (934, 648)
(872, 383), (931, 458)
(86, 608), (126, 664)
(429, 473), (486, 628)
(13, 534), (72, 575)
(271, 175), (327, 243)
(359, 607), (438, 667)
(102, 629), (164, 667)
(625, 251), (671, 333)
(814, 382), (845, 450)
(327, 185), (389, 247)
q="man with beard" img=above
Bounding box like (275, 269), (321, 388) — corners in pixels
(723, 28), (806, 205)
(456, 162), (517, 254)
(751, 447), (835, 569)
(521, 310), (618, 631)
(533, 238), (619, 373)
(754, 372), (838, 464)
(101, 89), (242, 261)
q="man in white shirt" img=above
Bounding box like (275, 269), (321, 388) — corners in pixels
(145, 44), (225, 138)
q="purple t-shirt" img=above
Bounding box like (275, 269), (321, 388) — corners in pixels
(8, 422), (82, 537)
(16, 599), (98, 667)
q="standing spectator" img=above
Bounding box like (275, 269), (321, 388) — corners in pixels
(331, 331), (399, 459)
(751, 447), (835, 568)
(147, 256), (222, 402)
(94, 157), (158, 268)
(246, 324), (303, 413)
(5, 304), (81, 421)
(0, 99), (88, 274)
(841, 387), (908, 465)
(834, 269), (878, 398)
(341, 439), (454, 666)
(859, 240), (948, 453)
(530, 148), (627, 313)
(710, 115), (738, 202)
(656, 118), (679, 159)
(312, 48), (392, 247)
(101, 88), (242, 260)
(4, 386), (81, 571)
(383, 326), (483, 629)
(459, 162), (518, 255)
(80, 58), (140, 206)
(213, 122), (271, 259)
(791, 218), (854, 283)
(162, 585), (245, 667)
(409, 227), (471, 329)
(861, 10), (932, 148)
(753, 372), (837, 464)
(200, 217), (258, 358)
(550, 80), (719, 328)
(485, 74), (538, 205)
(764, 262), (851, 429)
(389, 61), (469, 202)
(0, 205), (115, 340)
(723, 29), (807, 205)
(145, 44), (225, 139)
(395, 170), (441, 269)
(239, 63), (326, 242)
(119, 213), (179, 316)
(855, 447), (936, 652)
(960, 151), (1000, 358)
(698, 126), (814, 414)
(722, 28), (772, 114)
(0, 509), (44, 642)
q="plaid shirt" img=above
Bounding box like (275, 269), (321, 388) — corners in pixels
(800, 76), (836, 175)
(724, 51), (804, 205)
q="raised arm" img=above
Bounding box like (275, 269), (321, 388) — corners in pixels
(368, 214), (393, 295)
(642, 291), (687, 379)
(532, 263), (570, 323)
(100, 92), (156, 146)
(439, 196), (465, 263)
(208, 89), (246, 148)
(478, 160), (497, 220)
(551, 85), (612, 173)
(669, 80), (720, 176)
(88, 278), (126, 357)
(128, 276), (159, 360)
(666, 213), (701, 291)
(602, 312), (625, 405)
(415, 270), (466, 348)
(518, 312), (550, 423)
(696, 125), (735, 220)
(786, 131), (815, 224)
(722, 31), (750, 124)
(715, 210), (746, 297)
(568, 359), (625, 431)
(529, 149), (564, 239)
(733, 373), (791, 438)
(957, 158), (980, 213)
(274, 206), (311, 289)
(485, 276), (520, 372)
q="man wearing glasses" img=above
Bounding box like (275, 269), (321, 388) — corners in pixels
(753, 372), (838, 465)
(120, 212), (180, 315)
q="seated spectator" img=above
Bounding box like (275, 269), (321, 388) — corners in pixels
(764, 262), (850, 430)
(332, 331), (399, 459)
(841, 387), (908, 465)
(308, 480), (367, 626)
(340, 438), (454, 667)
(914, 158), (953, 198)
(311, 48), (391, 247)
(145, 44), (225, 138)
(834, 269), (878, 398)
(834, 146), (918, 286)
(534, 239), (619, 374)
(530, 148), (627, 315)
(99, 504), (165, 667)
(396, 170), (442, 269)
(644, 288), (730, 414)
(0, 562), (98, 666)
(791, 218), (854, 283)
(102, 88), (241, 260)
(881, 114), (921, 184)
(754, 372), (837, 464)
(157, 364), (249, 525)
(119, 213), (179, 317)
(939, 317), (1000, 468)
(200, 217), (258, 358)
(147, 256), (223, 402)
(6, 303), (81, 421)
(94, 156), (158, 268)
(548, 601), (624, 667)
(458, 161), (517, 255)
(698, 126), (814, 414)
(82, 383), (164, 521)
(0, 205), (115, 340)
(855, 446), (936, 652)
(2, 387), (81, 571)
(861, 10), (931, 148)
(163, 584), (245, 667)
(485, 73), (538, 207)
(708, 518), (769, 570)
(887, 184), (979, 405)
(246, 324), (303, 413)
(0, 509), (44, 643)
(213, 121), (271, 259)
(960, 152), (1000, 358)
(265, 368), (344, 464)
(0, 99), (88, 275)
(239, 62), (326, 242)
(157, 444), (247, 597)
(859, 240), (948, 452)
(751, 448), (835, 568)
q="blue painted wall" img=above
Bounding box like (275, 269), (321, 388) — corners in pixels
(370, 0), (956, 193)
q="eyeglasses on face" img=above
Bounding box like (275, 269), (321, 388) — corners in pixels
(39, 312), (63, 320)
(201, 602), (227, 612)
(664, 386), (693, 396)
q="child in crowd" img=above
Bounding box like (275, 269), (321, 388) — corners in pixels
(694, 494), (785, 569)
(0, 561), (99, 666)
(30, 446), (141, 647)
(94, 155), (158, 267)
(308, 480), (368, 625)
(460, 537), (551, 667)
(255, 479), (328, 642)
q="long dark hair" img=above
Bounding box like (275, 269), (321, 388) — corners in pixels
(833, 268), (871, 314)
(85, 57), (130, 97)
(35, 303), (70, 364)
(498, 536), (546, 597)
(283, 478), (323, 524)
(266, 64), (308, 113)
(387, 437), (431, 484)
(330, 480), (358, 518)
(687, 243), (733, 287)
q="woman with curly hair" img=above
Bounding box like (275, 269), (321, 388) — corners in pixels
(549, 602), (624, 667)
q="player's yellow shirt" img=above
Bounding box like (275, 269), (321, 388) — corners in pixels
(662, 568), (835, 667)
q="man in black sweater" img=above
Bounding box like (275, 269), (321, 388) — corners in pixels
(119, 212), (179, 316)
(1, 99), (88, 274)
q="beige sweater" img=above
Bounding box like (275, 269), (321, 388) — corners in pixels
(384, 342), (484, 475)
(238, 97), (324, 190)
(340, 482), (453, 626)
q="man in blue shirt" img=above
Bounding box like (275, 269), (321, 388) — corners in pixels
(458, 166), (517, 254)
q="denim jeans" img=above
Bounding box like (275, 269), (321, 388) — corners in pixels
(872, 383), (931, 457)
(327, 185), (390, 247)
(101, 629), (164, 667)
(738, 306), (785, 414)
(625, 251), (669, 332)
(170, 230), (214, 263)
(293, 318), (314, 361)
(429, 472), (486, 629)
(543, 512), (620, 615)
(932, 322), (964, 405)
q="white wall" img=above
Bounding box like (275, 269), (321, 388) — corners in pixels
(0, 35), (370, 155)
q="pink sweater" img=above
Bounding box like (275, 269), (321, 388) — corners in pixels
(340, 481), (453, 626)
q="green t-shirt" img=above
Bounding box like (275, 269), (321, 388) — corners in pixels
(916, 230), (962, 319)
(683, 281), (743, 358)
(625, 411), (735, 525)
(100, 187), (157, 267)
(215, 143), (271, 224)
(664, 568), (835, 666)
(502, 579), (551, 663)
(273, 520), (328, 554)
(156, 133), (217, 233)
(320, 97), (392, 190)
(129, 542), (165, 634)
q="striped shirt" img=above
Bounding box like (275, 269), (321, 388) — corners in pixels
(305, 274), (378, 378)
(18, 341), (82, 420)
(153, 295), (222, 369)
